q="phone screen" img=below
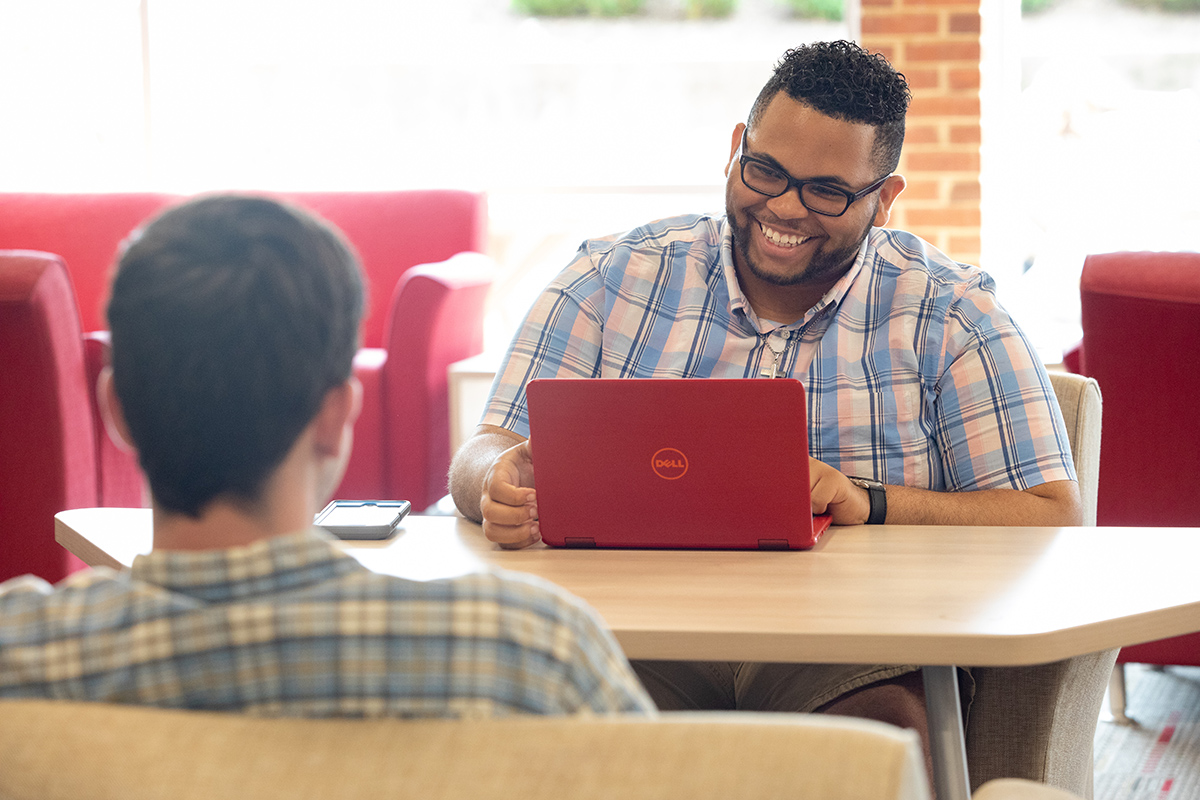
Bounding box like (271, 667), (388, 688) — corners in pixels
(319, 503), (404, 527)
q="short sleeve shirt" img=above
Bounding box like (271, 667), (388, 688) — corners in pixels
(482, 214), (1075, 492)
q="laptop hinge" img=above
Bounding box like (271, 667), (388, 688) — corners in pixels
(564, 537), (597, 548)
(757, 539), (790, 550)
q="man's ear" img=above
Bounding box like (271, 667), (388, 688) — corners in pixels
(724, 122), (746, 178)
(310, 378), (362, 459)
(98, 367), (137, 454)
(872, 174), (907, 228)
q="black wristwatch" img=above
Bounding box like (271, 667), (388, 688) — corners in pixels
(848, 476), (887, 525)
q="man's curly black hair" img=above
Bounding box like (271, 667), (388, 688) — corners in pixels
(749, 40), (911, 175)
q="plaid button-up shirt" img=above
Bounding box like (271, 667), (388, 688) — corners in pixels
(0, 528), (655, 717)
(484, 214), (1075, 492)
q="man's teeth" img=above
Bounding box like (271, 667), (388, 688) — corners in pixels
(759, 222), (808, 247)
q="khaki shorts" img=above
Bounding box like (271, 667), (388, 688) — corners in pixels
(632, 660), (974, 715)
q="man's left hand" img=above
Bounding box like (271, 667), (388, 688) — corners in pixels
(809, 458), (873, 525)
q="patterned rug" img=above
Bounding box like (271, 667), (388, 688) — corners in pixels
(1094, 665), (1200, 800)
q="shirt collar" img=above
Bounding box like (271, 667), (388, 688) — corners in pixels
(129, 527), (361, 603)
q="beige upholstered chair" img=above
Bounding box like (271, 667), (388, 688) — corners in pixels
(965, 369), (1114, 798)
(0, 700), (1083, 800)
(0, 700), (927, 800)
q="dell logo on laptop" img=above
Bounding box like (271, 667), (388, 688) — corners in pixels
(651, 448), (689, 480)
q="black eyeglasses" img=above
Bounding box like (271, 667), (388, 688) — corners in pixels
(737, 129), (891, 218)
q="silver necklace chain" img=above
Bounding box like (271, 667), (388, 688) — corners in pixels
(759, 330), (792, 379)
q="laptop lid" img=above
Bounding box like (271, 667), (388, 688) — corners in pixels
(526, 378), (832, 550)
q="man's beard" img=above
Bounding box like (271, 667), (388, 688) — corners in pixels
(726, 201), (873, 289)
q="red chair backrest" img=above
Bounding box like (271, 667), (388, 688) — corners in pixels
(1079, 251), (1200, 527)
(0, 194), (178, 336)
(279, 191), (488, 349)
(0, 191), (489, 350)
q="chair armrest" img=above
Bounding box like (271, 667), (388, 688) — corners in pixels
(1045, 372), (1102, 526)
(381, 252), (495, 512)
(966, 649), (1118, 798)
(0, 250), (96, 582)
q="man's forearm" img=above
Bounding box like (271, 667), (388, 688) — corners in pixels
(883, 480), (1082, 526)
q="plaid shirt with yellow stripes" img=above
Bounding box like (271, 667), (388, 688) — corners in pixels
(0, 528), (656, 717)
(484, 214), (1075, 493)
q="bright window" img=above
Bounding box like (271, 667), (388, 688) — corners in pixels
(990, 0), (1200, 360)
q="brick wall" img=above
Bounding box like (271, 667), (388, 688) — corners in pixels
(860, 0), (982, 267)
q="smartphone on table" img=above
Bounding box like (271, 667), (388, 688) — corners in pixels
(314, 500), (411, 540)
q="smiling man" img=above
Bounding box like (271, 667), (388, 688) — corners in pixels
(448, 40), (1080, 768)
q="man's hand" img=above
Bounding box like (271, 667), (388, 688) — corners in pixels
(479, 439), (540, 549)
(809, 457), (873, 525)
(448, 425), (543, 548)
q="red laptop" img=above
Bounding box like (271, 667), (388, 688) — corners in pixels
(525, 378), (833, 550)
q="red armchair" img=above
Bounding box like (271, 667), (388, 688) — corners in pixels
(1067, 250), (1200, 718)
(0, 191), (493, 583)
